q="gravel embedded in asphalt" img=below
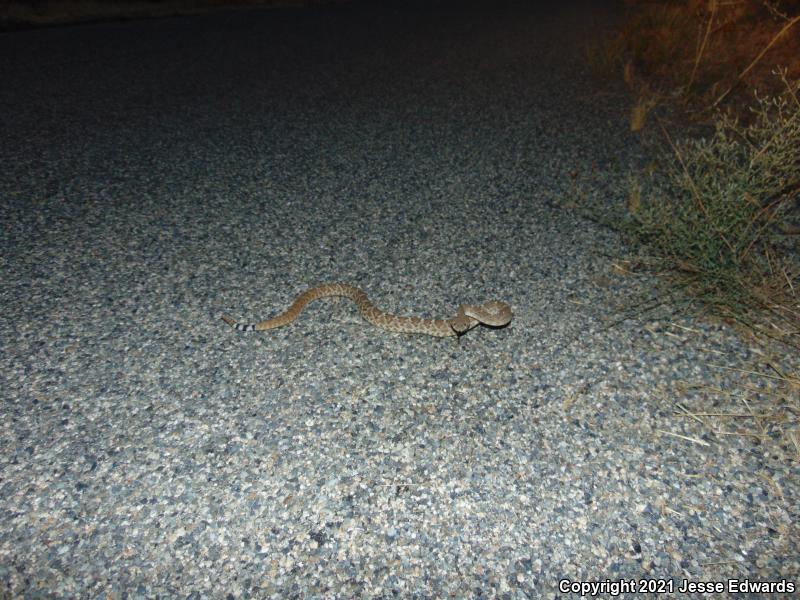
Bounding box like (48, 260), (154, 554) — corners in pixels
(1, 0), (798, 597)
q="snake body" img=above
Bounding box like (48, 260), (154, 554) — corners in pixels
(221, 283), (512, 337)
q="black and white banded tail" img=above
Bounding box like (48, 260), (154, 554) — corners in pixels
(221, 315), (257, 332)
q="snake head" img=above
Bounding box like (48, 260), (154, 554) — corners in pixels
(462, 301), (513, 327)
(449, 312), (476, 335)
(449, 301), (512, 335)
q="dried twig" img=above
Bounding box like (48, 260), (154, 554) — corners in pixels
(710, 14), (800, 109)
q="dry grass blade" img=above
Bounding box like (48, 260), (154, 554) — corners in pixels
(655, 117), (736, 257)
(707, 363), (796, 384)
(656, 429), (711, 446)
(686, 0), (717, 94)
(710, 13), (800, 109)
(674, 402), (706, 424)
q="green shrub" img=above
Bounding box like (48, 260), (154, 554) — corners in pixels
(629, 73), (799, 331)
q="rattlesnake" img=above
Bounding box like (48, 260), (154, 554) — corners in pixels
(221, 283), (512, 338)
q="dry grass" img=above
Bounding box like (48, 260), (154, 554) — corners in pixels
(583, 1), (800, 347)
(582, 71), (800, 352)
(668, 356), (799, 463)
(582, 1), (800, 460)
(626, 72), (800, 349)
(587, 0), (800, 125)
